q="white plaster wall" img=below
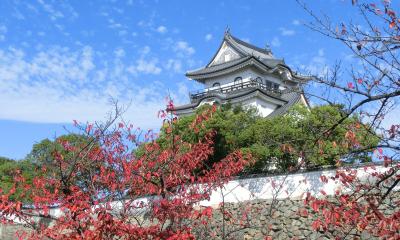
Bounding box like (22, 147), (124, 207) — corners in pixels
(210, 42), (241, 66)
(8, 165), (396, 223)
(204, 68), (284, 91)
(200, 164), (396, 206)
(194, 96), (277, 117)
(241, 98), (277, 117)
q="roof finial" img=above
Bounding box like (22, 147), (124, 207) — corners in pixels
(265, 43), (271, 52)
(225, 26), (230, 35)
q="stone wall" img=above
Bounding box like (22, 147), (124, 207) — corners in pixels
(0, 197), (394, 240)
(192, 198), (381, 240)
(0, 224), (31, 240)
(1, 164), (397, 239)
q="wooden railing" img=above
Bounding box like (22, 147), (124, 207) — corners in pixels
(189, 80), (281, 102)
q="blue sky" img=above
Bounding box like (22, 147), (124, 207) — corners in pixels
(0, 0), (368, 159)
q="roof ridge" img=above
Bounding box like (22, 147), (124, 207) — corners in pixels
(186, 56), (252, 76)
(227, 33), (274, 56)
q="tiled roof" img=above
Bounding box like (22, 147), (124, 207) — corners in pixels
(186, 31), (292, 80)
(174, 87), (303, 118)
(187, 56), (252, 77)
(267, 90), (302, 117)
(186, 56), (285, 78)
(225, 32), (274, 59)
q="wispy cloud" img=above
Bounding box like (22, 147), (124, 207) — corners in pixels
(174, 41), (195, 56)
(279, 27), (295, 36)
(0, 25), (7, 41)
(292, 19), (301, 26)
(0, 46), (183, 129)
(132, 59), (162, 75)
(37, 0), (65, 21)
(156, 25), (167, 34)
(271, 37), (281, 47)
(165, 59), (182, 73)
(298, 48), (328, 77)
(205, 33), (213, 41)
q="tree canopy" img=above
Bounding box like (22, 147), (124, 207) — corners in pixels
(150, 103), (379, 174)
(0, 134), (93, 201)
(26, 134), (93, 168)
(0, 157), (35, 202)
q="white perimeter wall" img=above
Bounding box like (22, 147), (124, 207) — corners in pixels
(10, 164), (396, 223)
(201, 164), (395, 207)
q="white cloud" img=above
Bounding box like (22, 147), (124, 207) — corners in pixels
(205, 34), (213, 41)
(0, 25), (7, 41)
(292, 19), (301, 26)
(279, 27), (295, 36)
(271, 37), (281, 47)
(156, 25), (167, 34)
(125, 46), (161, 75)
(165, 59), (182, 73)
(0, 46), (173, 129)
(118, 30), (128, 36)
(37, 0), (64, 21)
(318, 49), (324, 58)
(12, 9), (26, 20)
(139, 46), (151, 55)
(299, 48), (328, 76)
(134, 59), (162, 75)
(114, 48), (126, 58)
(174, 41), (195, 56)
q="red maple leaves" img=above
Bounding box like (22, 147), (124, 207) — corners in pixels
(305, 166), (400, 239)
(0, 105), (251, 239)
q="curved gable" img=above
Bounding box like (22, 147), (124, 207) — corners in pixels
(209, 41), (242, 66)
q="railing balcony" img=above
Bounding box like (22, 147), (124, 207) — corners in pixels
(189, 80), (282, 103)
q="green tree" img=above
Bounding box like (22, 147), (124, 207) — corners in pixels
(0, 156), (36, 201)
(25, 134), (98, 189)
(26, 134), (93, 167)
(240, 104), (379, 172)
(0, 134), (95, 202)
(143, 104), (379, 174)
(136, 104), (259, 169)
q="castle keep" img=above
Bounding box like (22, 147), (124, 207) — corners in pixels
(174, 30), (309, 116)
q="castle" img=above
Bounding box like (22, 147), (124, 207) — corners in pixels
(174, 30), (310, 117)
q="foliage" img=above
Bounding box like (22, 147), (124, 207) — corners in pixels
(305, 162), (400, 239)
(0, 134), (93, 201)
(147, 103), (379, 174)
(137, 104), (258, 169)
(296, 0), (400, 238)
(242, 104), (379, 172)
(0, 157), (35, 202)
(26, 134), (93, 168)
(0, 106), (251, 239)
(1, 0), (399, 239)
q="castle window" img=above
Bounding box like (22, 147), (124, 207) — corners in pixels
(234, 77), (242, 85)
(213, 82), (221, 88)
(266, 81), (272, 89)
(273, 83), (280, 91)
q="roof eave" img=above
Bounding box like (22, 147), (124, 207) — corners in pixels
(173, 88), (287, 111)
(186, 56), (270, 81)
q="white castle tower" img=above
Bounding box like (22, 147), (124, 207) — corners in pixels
(174, 30), (309, 117)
